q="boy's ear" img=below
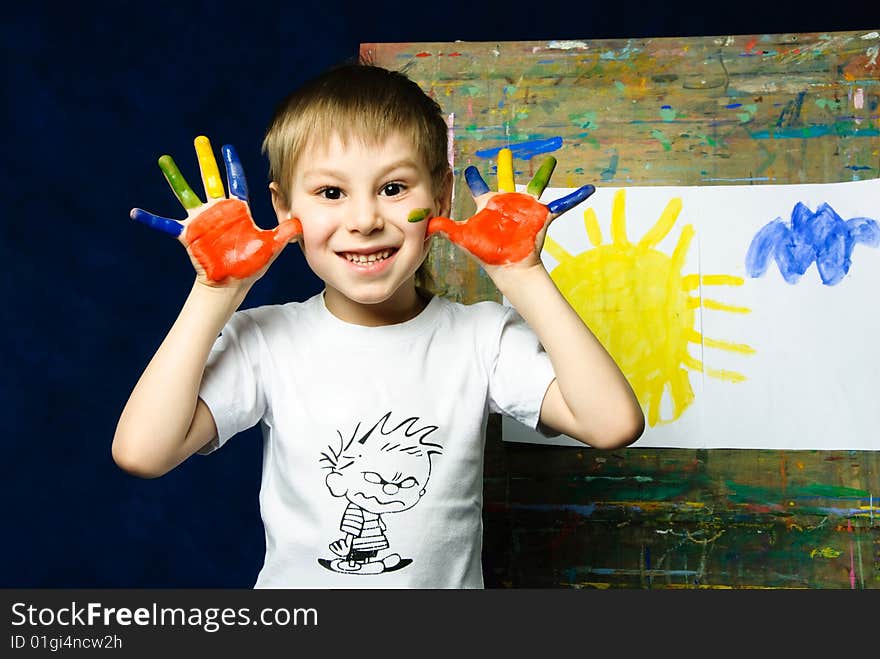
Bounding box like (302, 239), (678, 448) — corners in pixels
(435, 169), (453, 218)
(269, 182), (291, 223)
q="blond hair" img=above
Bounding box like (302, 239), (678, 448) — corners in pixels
(262, 62), (449, 205)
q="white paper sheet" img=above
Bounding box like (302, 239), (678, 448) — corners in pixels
(503, 178), (880, 450)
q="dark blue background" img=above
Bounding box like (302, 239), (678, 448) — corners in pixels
(4, 1), (875, 587)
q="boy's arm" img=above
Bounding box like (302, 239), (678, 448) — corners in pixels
(424, 152), (644, 449)
(490, 263), (644, 449)
(113, 282), (248, 478)
(112, 137), (301, 478)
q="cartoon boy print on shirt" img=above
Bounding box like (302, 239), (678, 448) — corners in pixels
(318, 411), (443, 575)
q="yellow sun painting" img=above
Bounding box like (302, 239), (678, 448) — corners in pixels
(543, 189), (756, 427)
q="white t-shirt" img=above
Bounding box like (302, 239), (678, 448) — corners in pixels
(198, 291), (556, 588)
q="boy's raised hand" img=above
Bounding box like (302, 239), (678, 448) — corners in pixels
(130, 136), (302, 285)
(421, 148), (595, 271)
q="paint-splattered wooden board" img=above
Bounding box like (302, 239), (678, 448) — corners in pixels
(363, 30), (879, 588)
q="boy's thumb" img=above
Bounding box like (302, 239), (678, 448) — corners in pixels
(273, 218), (303, 245)
(426, 216), (461, 241)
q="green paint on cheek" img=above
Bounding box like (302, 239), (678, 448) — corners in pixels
(407, 208), (431, 223)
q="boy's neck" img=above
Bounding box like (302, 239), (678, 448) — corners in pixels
(323, 284), (430, 327)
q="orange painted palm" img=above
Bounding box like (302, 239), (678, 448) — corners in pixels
(421, 148), (595, 266)
(130, 135), (301, 284)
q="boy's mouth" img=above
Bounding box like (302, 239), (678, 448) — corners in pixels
(338, 248), (398, 264)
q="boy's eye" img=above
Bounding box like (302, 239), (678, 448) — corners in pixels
(318, 187), (342, 200)
(381, 183), (405, 197)
(362, 472), (382, 484)
(398, 477), (417, 489)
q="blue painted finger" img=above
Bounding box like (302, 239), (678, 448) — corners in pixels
(547, 184), (596, 215)
(130, 208), (184, 237)
(222, 144), (249, 201)
(464, 166), (490, 197)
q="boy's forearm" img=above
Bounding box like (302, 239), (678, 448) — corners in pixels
(113, 280), (250, 476)
(490, 264), (644, 446)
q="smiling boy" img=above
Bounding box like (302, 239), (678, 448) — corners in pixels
(271, 129), (444, 325)
(113, 63), (644, 588)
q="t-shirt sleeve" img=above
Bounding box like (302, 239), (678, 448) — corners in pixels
(487, 306), (559, 436)
(196, 311), (268, 455)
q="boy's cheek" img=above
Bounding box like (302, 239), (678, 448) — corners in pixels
(404, 214), (429, 238)
(295, 216), (330, 246)
(293, 225), (315, 255)
(298, 232), (322, 256)
(407, 223), (430, 252)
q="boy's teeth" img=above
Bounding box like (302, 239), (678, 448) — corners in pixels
(345, 249), (392, 263)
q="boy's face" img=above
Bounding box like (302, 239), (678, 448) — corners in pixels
(274, 131), (449, 325)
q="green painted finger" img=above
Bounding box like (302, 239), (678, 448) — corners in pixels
(158, 154), (202, 210)
(526, 156), (557, 198)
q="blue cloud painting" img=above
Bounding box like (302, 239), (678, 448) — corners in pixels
(745, 202), (880, 285)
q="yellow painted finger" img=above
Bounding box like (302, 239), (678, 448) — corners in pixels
(497, 148), (515, 192)
(194, 135), (226, 200)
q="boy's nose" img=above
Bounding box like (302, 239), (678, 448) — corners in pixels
(382, 483), (399, 495)
(346, 198), (384, 234)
